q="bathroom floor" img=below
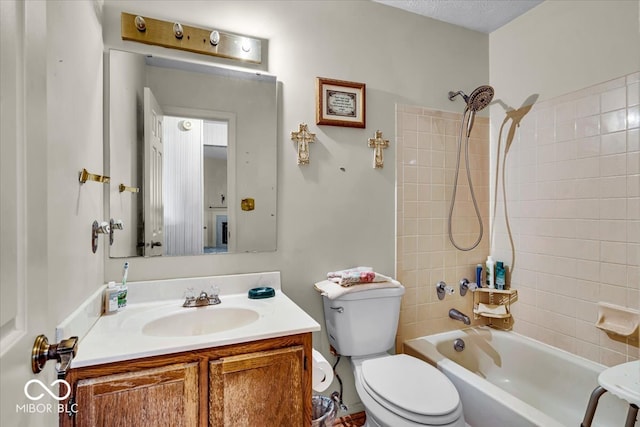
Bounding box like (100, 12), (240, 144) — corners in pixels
(332, 412), (472, 426)
(333, 411), (366, 426)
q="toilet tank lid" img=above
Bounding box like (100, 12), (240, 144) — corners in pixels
(326, 286), (405, 301)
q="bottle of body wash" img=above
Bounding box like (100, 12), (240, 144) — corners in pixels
(485, 256), (495, 289)
(496, 261), (506, 290)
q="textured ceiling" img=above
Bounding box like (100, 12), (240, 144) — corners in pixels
(372, 0), (544, 33)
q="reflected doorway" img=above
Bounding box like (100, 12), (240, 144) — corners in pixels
(163, 115), (232, 255)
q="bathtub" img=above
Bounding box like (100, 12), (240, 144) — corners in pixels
(404, 327), (630, 427)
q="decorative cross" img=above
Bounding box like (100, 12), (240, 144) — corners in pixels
(291, 123), (316, 165)
(368, 130), (389, 168)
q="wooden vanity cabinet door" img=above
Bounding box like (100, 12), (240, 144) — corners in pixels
(74, 362), (199, 427)
(209, 346), (304, 427)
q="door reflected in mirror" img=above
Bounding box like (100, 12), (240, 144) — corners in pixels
(107, 49), (277, 258)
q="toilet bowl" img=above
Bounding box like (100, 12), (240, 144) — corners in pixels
(352, 354), (465, 427)
(321, 286), (465, 427)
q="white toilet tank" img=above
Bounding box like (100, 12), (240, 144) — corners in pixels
(322, 286), (405, 357)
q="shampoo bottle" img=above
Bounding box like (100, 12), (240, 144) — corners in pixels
(475, 264), (483, 288)
(485, 256), (495, 289)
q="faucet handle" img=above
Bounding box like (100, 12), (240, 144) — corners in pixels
(208, 285), (221, 305)
(209, 285), (220, 297)
(184, 287), (195, 300)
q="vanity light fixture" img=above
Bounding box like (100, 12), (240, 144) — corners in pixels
(173, 22), (184, 39)
(291, 123), (316, 165)
(121, 12), (262, 64)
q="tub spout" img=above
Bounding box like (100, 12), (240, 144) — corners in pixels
(449, 308), (471, 325)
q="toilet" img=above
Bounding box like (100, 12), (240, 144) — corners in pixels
(322, 286), (465, 427)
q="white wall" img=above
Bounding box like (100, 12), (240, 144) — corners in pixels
(490, 0), (639, 103)
(47, 1), (105, 328)
(101, 0), (488, 411)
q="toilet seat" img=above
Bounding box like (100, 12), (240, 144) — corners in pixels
(360, 354), (462, 425)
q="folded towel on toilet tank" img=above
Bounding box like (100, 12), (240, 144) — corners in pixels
(326, 266), (393, 286)
(314, 277), (403, 299)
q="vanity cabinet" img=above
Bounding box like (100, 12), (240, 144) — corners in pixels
(74, 363), (199, 427)
(209, 346), (304, 426)
(61, 334), (312, 427)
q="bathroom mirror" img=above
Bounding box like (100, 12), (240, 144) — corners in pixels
(106, 49), (277, 257)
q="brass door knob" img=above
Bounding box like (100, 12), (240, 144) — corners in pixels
(32, 334), (78, 378)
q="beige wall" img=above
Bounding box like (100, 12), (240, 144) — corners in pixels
(489, 0), (640, 365)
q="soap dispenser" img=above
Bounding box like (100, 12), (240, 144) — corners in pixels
(104, 281), (120, 314)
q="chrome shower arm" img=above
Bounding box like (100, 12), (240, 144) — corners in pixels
(448, 90), (468, 102)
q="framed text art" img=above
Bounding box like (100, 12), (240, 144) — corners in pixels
(316, 77), (366, 128)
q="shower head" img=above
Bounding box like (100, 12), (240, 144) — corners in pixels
(448, 85), (495, 137)
(448, 85), (494, 111)
(466, 85), (494, 112)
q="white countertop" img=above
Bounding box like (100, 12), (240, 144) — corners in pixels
(73, 290), (320, 368)
(66, 273), (320, 368)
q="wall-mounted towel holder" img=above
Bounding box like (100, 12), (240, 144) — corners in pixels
(119, 184), (139, 193)
(79, 168), (110, 184)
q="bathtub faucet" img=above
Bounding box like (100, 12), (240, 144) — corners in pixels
(449, 308), (471, 325)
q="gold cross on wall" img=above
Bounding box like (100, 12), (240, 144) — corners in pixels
(368, 130), (389, 168)
(290, 123), (316, 165)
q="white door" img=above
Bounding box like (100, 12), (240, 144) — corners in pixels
(143, 88), (164, 256)
(1, 1), (57, 424)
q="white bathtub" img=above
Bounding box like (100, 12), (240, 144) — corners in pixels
(405, 327), (630, 427)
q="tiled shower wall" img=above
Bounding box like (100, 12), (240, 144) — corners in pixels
(396, 73), (638, 365)
(492, 73), (639, 366)
(395, 106), (490, 349)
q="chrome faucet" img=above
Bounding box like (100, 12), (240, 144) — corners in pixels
(449, 308), (471, 325)
(183, 288), (221, 307)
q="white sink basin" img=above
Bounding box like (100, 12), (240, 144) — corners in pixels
(142, 307), (260, 337)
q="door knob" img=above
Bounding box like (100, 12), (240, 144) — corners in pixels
(32, 334), (78, 379)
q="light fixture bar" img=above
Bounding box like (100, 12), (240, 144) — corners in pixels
(120, 12), (262, 64)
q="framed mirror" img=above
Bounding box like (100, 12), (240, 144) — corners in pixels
(106, 49), (277, 257)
